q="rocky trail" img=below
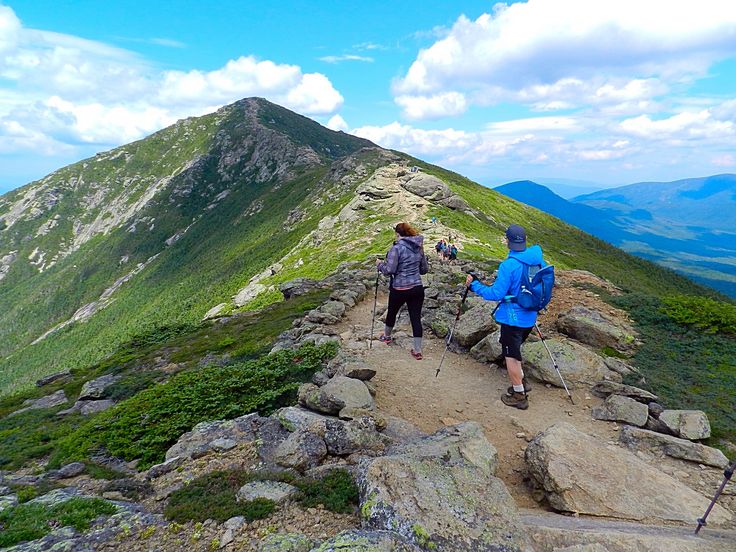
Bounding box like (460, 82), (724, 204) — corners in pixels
(333, 286), (619, 510)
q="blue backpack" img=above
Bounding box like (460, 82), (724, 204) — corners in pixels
(512, 260), (555, 312)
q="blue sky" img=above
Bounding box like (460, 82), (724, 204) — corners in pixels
(1, 0), (735, 194)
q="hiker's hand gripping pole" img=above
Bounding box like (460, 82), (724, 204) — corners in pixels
(534, 323), (575, 405)
(695, 459), (736, 534)
(435, 276), (474, 377)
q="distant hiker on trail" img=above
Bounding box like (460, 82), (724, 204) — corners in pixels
(448, 243), (458, 262)
(376, 222), (429, 360)
(465, 224), (547, 410)
(435, 239), (447, 260)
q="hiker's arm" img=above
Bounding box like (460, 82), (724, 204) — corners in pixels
(377, 245), (399, 275)
(469, 263), (511, 301)
(419, 250), (429, 275)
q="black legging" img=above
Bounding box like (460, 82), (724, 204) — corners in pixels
(385, 285), (425, 337)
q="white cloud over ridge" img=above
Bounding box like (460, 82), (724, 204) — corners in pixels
(0, 5), (343, 157)
(395, 0), (736, 118)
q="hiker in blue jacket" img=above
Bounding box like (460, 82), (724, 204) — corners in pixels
(464, 224), (546, 410)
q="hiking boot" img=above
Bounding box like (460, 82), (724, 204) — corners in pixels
(506, 377), (532, 396)
(378, 334), (393, 345)
(410, 349), (423, 360)
(501, 391), (528, 410)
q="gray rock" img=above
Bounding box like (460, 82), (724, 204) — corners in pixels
(523, 511), (735, 552)
(324, 417), (389, 456)
(9, 389), (68, 416)
(591, 395), (649, 427)
(524, 423), (732, 525)
(300, 376), (374, 415)
(273, 429), (327, 471)
(210, 438), (237, 452)
(590, 381), (657, 403)
(260, 532), (314, 552)
(237, 480), (298, 504)
(224, 516), (246, 531)
(644, 415), (677, 436)
(79, 374), (121, 400)
(35, 370), (72, 387)
(470, 329), (503, 364)
(310, 529), (419, 551)
(275, 406), (331, 433)
(523, 339), (621, 389)
(0, 494), (18, 512)
(57, 462), (86, 479)
(556, 305), (637, 353)
(601, 356), (639, 377)
(453, 302), (498, 348)
(146, 456), (186, 479)
(57, 398), (116, 417)
(659, 410), (711, 440)
(619, 426), (729, 468)
(311, 370), (331, 386)
(330, 289), (358, 308)
(359, 423), (529, 551)
(280, 278), (325, 299)
(400, 173), (453, 201)
(648, 402), (665, 418)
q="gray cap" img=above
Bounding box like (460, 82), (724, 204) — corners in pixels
(505, 224), (527, 251)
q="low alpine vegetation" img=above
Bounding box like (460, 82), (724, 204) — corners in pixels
(164, 468), (358, 523)
(0, 497), (117, 548)
(49, 342), (337, 469)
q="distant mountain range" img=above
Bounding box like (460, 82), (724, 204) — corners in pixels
(495, 175), (736, 297)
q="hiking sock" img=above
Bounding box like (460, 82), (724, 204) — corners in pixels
(413, 336), (422, 353)
(384, 325), (393, 337)
(513, 384), (526, 393)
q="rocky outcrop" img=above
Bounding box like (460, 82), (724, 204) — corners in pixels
(658, 410), (712, 440)
(453, 302), (498, 348)
(525, 423), (732, 526)
(9, 389), (68, 417)
(359, 422), (530, 551)
(311, 530), (420, 551)
(298, 376), (374, 416)
(590, 381), (657, 403)
(79, 374), (121, 400)
(591, 395), (649, 426)
(556, 305), (637, 353)
(522, 339), (621, 389)
(619, 426), (729, 468)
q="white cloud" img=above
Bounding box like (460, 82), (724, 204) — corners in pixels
(319, 54), (374, 63)
(326, 114), (348, 132)
(485, 116), (580, 134)
(395, 92), (467, 120)
(619, 110), (735, 140)
(0, 5), (344, 159)
(395, 0), (736, 118)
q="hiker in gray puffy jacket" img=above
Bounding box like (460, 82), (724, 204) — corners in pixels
(376, 222), (429, 360)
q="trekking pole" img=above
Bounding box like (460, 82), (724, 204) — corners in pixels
(368, 271), (380, 350)
(695, 459), (736, 534)
(435, 283), (471, 377)
(534, 323), (575, 405)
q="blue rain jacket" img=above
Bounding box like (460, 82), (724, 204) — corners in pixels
(469, 245), (546, 328)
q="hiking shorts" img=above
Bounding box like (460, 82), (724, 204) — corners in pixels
(499, 324), (533, 361)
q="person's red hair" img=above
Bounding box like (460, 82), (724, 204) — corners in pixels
(394, 222), (418, 237)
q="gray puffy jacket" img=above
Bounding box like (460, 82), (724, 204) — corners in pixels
(378, 235), (429, 289)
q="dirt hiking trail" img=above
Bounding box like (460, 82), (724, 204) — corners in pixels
(333, 287), (619, 510)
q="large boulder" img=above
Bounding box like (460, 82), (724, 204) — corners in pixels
(9, 389), (68, 417)
(470, 330), (504, 364)
(591, 395), (649, 427)
(453, 302), (498, 348)
(658, 410), (711, 440)
(359, 422), (530, 551)
(522, 339), (621, 389)
(619, 426), (729, 468)
(275, 406), (331, 433)
(299, 377), (374, 416)
(78, 374), (121, 400)
(556, 305), (637, 353)
(590, 381), (657, 403)
(273, 429), (328, 471)
(324, 417), (389, 456)
(236, 480), (298, 504)
(525, 423), (732, 526)
(399, 173), (453, 200)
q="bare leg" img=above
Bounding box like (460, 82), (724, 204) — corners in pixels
(505, 357), (524, 386)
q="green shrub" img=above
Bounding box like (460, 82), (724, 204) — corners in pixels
(163, 467), (357, 524)
(49, 342), (337, 469)
(612, 293), (736, 444)
(0, 497), (117, 547)
(661, 295), (736, 335)
(295, 469), (358, 514)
